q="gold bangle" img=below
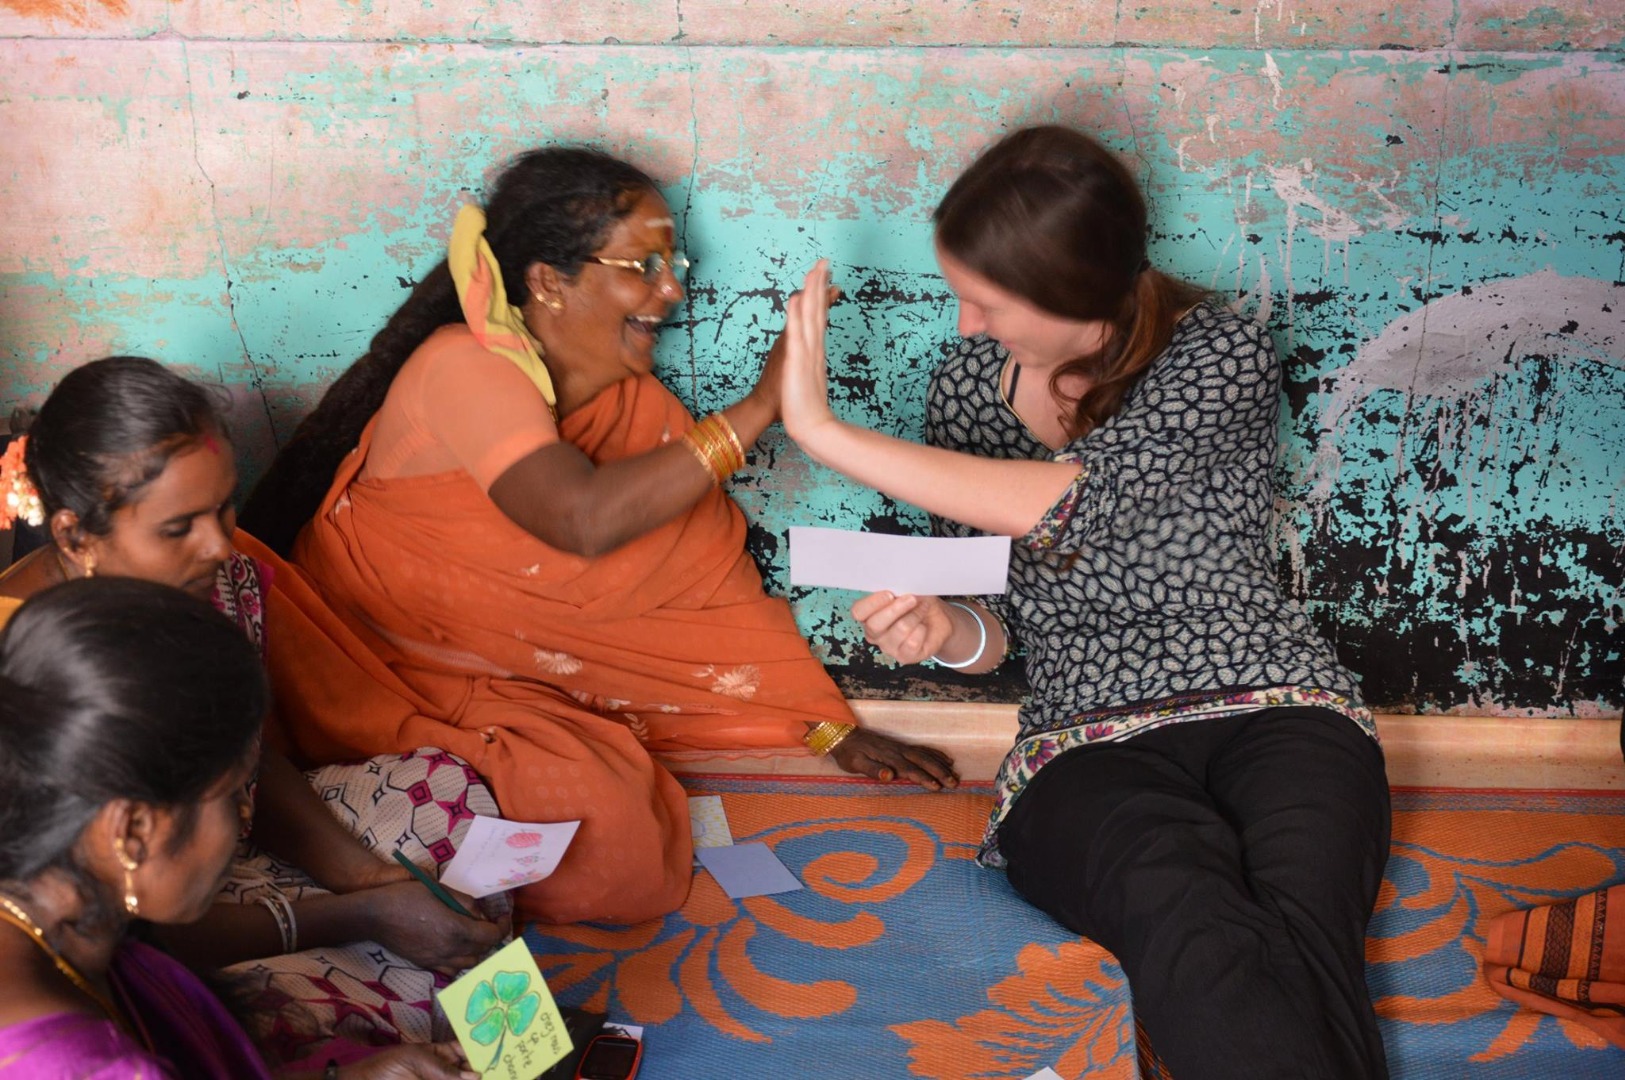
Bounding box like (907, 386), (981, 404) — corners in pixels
(696, 426), (731, 476)
(696, 414), (743, 474)
(682, 426), (724, 485)
(803, 721), (856, 756)
(714, 415), (746, 471)
(681, 433), (719, 486)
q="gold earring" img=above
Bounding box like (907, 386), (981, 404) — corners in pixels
(113, 837), (139, 917)
(82, 552), (96, 579)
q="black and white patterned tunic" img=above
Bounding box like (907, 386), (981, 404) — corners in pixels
(924, 303), (1376, 866)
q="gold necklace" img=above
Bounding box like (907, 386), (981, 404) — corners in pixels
(0, 893), (138, 1040)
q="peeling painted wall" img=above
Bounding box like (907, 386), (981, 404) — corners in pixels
(2, 2), (1622, 716)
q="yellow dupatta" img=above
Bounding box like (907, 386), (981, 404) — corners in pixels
(446, 205), (557, 415)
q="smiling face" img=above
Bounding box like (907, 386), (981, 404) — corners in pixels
(935, 242), (1113, 373)
(530, 189), (685, 392)
(78, 434), (239, 599)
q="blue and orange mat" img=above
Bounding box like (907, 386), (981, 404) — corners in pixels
(523, 781), (1625, 1078)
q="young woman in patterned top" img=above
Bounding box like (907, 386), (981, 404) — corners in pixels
(778, 125), (1392, 1079)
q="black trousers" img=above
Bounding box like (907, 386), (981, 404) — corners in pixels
(998, 707), (1392, 1080)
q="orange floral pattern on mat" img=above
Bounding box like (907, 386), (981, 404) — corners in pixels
(891, 940), (1135, 1079)
(525, 786), (1625, 1078)
(539, 798), (957, 1044)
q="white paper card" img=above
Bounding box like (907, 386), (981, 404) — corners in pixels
(788, 527), (1011, 596)
(689, 795), (733, 851)
(1023, 1069), (1066, 1080)
(439, 816), (581, 899)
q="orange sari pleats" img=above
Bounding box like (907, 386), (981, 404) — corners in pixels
(260, 369), (855, 925)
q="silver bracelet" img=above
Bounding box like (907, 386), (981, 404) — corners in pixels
(256, 896), (287, 952)
(932, 601), (987, 669)
(258, 893), (298, 954)
(283, 893), (298, 953)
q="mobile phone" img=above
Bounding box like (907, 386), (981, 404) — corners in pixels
(573, 1033), (643, 1080)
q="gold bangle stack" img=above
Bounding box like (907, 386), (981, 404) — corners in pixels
(803, 721), (856, 756)
(676, 412), (744, 483)
(682, 413), (747, 486)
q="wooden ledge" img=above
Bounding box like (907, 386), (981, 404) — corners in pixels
(658, 702), (1625, 791)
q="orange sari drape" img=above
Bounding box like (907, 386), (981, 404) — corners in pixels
(262, 368), (856, 925)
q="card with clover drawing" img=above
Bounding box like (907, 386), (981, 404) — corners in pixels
(438, 938), (571, 1079)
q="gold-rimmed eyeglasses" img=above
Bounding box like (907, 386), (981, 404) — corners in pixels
(583, 251), (690, 285)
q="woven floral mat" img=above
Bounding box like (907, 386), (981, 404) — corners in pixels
(523, 780), (1625, 1079)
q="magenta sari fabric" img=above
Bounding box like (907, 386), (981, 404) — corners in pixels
(0, 941), (270, 1079)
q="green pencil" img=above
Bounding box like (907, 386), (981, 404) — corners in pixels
(393, 850), (476, 918)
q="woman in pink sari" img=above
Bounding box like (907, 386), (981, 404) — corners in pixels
(0, 579), (472, 1078)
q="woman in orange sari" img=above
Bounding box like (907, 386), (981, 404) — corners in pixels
(242, 147), (957, 926)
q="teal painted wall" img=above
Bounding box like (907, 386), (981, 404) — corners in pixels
(2, 2), (1622, 715)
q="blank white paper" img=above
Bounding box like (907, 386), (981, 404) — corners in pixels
(788, 527), (1010, 596)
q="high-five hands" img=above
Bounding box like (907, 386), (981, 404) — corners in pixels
(779, 263), (962, 794)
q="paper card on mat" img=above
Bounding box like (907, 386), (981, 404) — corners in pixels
(440, 816), (581, 899)
(439, 938), (569, 1079)
(696, 842), (802, 899)
(689, 795), (733, 850)
(788, 527), (1011, 596)
(1024, 1069), (1066, 1080)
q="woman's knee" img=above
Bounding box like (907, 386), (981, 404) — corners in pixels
(1007, 812), (1257, 955)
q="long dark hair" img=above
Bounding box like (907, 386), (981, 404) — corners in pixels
(25, 356), (225, 539)
(0, 578), (266, 890)
(934, 125), (1209, 440)
(240, 147), (660, 555)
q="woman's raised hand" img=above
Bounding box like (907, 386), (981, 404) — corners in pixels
(851, 591), (955, 666)
(779, 261), (839, 442)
